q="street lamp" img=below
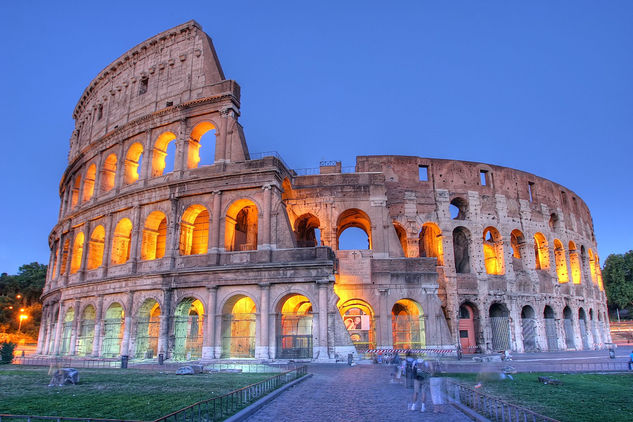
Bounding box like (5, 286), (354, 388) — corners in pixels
(18, 313), (28, 333)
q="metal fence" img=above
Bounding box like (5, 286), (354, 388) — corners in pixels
(0, 416), (143, 422)
(153, 365), (308, 422)
(12, 357), (120, 369)
(445, 380), (559, 422)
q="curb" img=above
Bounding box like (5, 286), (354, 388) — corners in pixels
(224, 373), (313, 422)
(449, 401), (490, 422)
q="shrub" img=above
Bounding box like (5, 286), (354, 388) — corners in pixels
(0, 341), (16, 364)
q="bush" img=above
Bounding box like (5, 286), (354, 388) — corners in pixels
(0, 341), (16, 364)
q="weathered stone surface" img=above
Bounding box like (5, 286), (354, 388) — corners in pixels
(176, 365), (203, 375)
(49, 368), (79, 386)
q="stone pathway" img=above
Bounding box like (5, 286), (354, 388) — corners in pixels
(244, 364), (471, 422)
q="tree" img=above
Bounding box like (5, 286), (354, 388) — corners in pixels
(603, 251), (633, 312)
(0, 262), (47, 333)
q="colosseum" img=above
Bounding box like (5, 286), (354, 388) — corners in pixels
(37, 21), (610, 362)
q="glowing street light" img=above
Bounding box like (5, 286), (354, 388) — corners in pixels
(18, 313), (28, 333)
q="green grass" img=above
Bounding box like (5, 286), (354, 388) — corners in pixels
(0, 366), (276, 420)
(450, 372), (633, 422)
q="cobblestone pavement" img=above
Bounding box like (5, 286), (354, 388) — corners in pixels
(244, 364), (471, 422)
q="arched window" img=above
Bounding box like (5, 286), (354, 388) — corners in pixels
(225, 200), (258, 251)
(71, 175), (81, 209)
(60, 238), (70, 275)
(70, 232), (85, 274)
(419, 223), (443, 265)
(124, 142), (144, 185)
(393, 222), (408, 257)
(554, 239), (569, 283)
(510, 230), (524, 259)
(82, 164), (96, 202)
(151, 132), (176, 177)
(294, 213), (321, 247)
(588, 249), (598, 284)
(483, 227), (504, 275)
(453, 226), (471, 274)
(569, 241), (581, 284)
(142, 211), (168, 260)
(534, 233), (550, 270)
(336, 208), (372, 250)
(449, 197), (468, 220)
(86, 225), (105, 270)
(188, 122), (216, 169)
(180, 205), (209, 255)
(101, 153), (117, 193)
(111, 218), (133, 265)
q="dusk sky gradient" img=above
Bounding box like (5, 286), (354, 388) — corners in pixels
(1, 1), (632, 274)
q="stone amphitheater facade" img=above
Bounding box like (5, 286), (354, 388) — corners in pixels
(37, 21), (610, 362)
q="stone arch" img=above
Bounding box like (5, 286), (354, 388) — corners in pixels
(135, 298), (161, 359)
(83, 163), (97, 202)
(294, 213), (321, 247)
(101, 153), (117, 193)
(520, 305), (537, 351)
(489, 303), (511, 351)
(549, 213), (560, 231)
(563, 306), (575, 349)
(578, 307), (589, 349)
(338, 298), (376, 351)
(336, 208), (372, 250)
(419, 223), (443, 265)
(220, 295), (256, 358)
(450, 197), (468, 220)
(111, 218), (133, 265)
(77, 304), (96, 356)
(173, 297), (205, 360)
(180, 205), (209, 255)
(391, 299), (425, 349)
(554, 239), (569, 283)
(483, 226), (504, 275)
(142, 211), (168, 260)
(453, 226), (471, 274)
(588, 249), (598, 284)
(71, 174), (81, 209)
(534, 232), (550, 270)
(276, 294), (314, 359)
(124, 142), (144, 185)
(393, 222), (408, 257)
(225, 199), (258, 251)
(188, 121), (216, 168)
(86, 225), (105, 270)
(101, 302), (124, 357)
(569, 241), (582, 284)
(151, 131), (176, 177)
(60, 237), (70, 275)
(60, 307), (75, 355)
(458, 302), (480, 353)
(510, 229), (526, 271)
(543, 305), (558, 351)
(70, 231), (85, 274)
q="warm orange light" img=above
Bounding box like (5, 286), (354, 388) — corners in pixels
(16, 294), (21, 299)
(19, 314), (28, 321)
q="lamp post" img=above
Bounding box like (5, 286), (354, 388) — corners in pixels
(18, 313), (28, 333)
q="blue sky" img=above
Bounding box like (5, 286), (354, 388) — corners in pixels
(1, 1), (631, 273)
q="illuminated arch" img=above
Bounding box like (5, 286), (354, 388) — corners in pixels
(510, 229), (525, 259)
(569, 241), (582, 284)
(151, 132), (176, 177)
(225, 199), (258, 251)
(277, 294), (313, 359)
(71, 175), (81, 208)
(483, 227), (504, 275)
(294, 213), (321, 247)
(111, 218), (133, 265)
(77, 305), (96, 356)
(60, 238), (70, 275)
(82, 164), (96, 202)
(221, 295), (256, 358)
(101, 153), (117, 193)
(101, 303), (124, 357)
(336, 208), (372, 250)
(180, 205), (209, 255)
(338, 298), (375, 351)
(188, 121), (216, 169)
(391, 299), (425, 349)
(86, 225), (105, 270)
(588, 249), (598, 284)
(124, 142), (144, 185)
(60, 307), (74, 355)
(70, 231), (85, 274)
(534, 233), (550, 270)
(135, 299), (161, 359)
(553, 239), (569, 283)
(142, 211), (168, 260)
(173, 298), (205, 360)
(393, 222), (408, 257)
(419, 222), (443, 265)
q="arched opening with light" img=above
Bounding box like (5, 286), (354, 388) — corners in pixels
(276, 294), (313, 359)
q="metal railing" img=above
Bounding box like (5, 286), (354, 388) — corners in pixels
(248, 151), (292, 170)
(13, 357), (120, 369)
(153, 365), (308, 421)
(445, 380), (559, 422)
(0, 416), (143, 422)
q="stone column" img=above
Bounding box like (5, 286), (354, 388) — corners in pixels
(261, 185), (272, 249)
(92, 153), (104, 201)
(210, 191), (222, 252)
(316, 280), (329, 360)
(173, 119), (187, 173)
(102, 213), (114, 276)
(120, 291), (135, 357)
(53, 235), (63, 282)
(42, 306), (52, 354)
(202, 286), (217, 359)
(79, 222), (91, 281)
(378, 288), (390, 349)
(52, 301), (65, 355)
(92, 295), (105, 356)
(158, 289), (173, 359)
(166, 198), (179, 269)
(257, 283), (270, 359)
(114, 144), (125, 193)
(140, 130), (152, 183)
(130, 205), (142, 271)
(70, 299), (81, 355)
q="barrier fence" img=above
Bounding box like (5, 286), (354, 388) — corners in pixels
(445, 380), (559, 422)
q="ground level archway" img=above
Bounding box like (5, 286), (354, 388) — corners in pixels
(339, 299), (375, 351)
(135, 299), (161, 359)
(173, 298), (204, 360)
(391, 299), (425, 349)
(221, 295), (256, 358)
(276, 294), (313, 359)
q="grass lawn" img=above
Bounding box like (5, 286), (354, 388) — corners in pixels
(0, 366), (276, 420)
(451, 372), (633, 422)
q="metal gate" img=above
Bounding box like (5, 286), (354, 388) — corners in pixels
(134, 317), (160, 358)
(173, 315), (203, 360)
(101, 318), (123, 357)
(489, 317), (511, 350)
(521, 318), (537, 351)
(564, 319), (575, 349)
(392, 315), (425, 349)
(277, 314), (313, 359)
(60, 321), (73, 355)
(221, 313), (255, 358)
(545, 318), (558, 351)
(591, 320), (599, 347)
(77, 320), (95, 356)
(579, 319), (589, 350)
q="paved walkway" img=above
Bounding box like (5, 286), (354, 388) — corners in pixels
(244, 364), (471, 422)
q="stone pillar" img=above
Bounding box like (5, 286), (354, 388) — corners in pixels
(92, 295), (105, 357)
(52, 301), (65, 355)
(166, 198), (179, 269)
(158, 289), (173, 359)
(92, 153), (104, 201)
(173, 119), (188, 173)
(261, 185), (272, 249)
(203, 286), (217, 359)
(210, 191), (222, 252)
(378, 288), (390, 348)
(70, 299), (81, 355)
(114, 144), (125, 193)
(42, 306), (52, 354)
(257, 283), (270, 359)
(139, 130), (152, 183)
(79, 222), (91, 281)
(316, 280), (329, 360)
(120, 291), (135, 357)
(130, 205), (142, 271)
(102, 213), (114, 276)
(53, 236), (63, 282)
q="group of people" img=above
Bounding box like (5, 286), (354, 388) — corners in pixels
(386, 351), (444, 412)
